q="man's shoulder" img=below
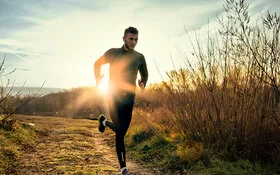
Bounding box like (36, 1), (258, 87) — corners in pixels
(132, 50), (144, 58)
(107, 47), (122, 52)
(105, 48), (122, 56)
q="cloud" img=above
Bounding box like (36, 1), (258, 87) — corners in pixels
(1, 47), (43, 60)
(251, 0), (280, 13)
(16, 68), (31, 72)
(0, 0), (235, 88)
(1, 0), (279, 88)
(0, 0), (108, 38)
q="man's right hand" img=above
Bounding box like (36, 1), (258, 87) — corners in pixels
(95, 74), (104, 87)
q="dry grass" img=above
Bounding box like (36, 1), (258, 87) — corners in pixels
(126, 0), (280, 164)
(6, 115), (155, 175)
(11, 115), (120, 175)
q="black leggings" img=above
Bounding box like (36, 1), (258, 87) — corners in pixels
(106, 92), (135, 168)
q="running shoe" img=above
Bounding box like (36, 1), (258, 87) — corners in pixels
(98, 114), (106, 133)
(121, 167), (129, 175)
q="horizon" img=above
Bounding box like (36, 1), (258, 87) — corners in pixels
(1, 0), (280, 89)
(5, 86), (66, 96)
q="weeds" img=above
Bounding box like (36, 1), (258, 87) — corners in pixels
(155, 0), (280, 162)
(126, 0), (280, 174)
(0, 119), (36, 174)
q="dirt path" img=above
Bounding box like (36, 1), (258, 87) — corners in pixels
(14, 115), (153, 175)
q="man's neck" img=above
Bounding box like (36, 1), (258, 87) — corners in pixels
(123, 44), (133, 52)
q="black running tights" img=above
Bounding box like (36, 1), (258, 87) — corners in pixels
(106, 95), (134, 168)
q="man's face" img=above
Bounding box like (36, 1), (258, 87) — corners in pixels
(123, 33), (138, 51)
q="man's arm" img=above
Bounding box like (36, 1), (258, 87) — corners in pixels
(94, 56), (106, 86)
(138, 56), (149, 88)
(94, 48), (114, 86)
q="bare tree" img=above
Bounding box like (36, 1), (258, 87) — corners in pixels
(0, 54), (42, 124)
(218, 0), (280, 125)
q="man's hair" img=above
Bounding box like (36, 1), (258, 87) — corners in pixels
(124, 27), (138, 37)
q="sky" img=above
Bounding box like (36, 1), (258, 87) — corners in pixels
(0, 0), (279, 89)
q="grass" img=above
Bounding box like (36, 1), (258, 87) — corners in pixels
(125, 109), (280, 175)
(126, 131), (280, 175)
(195, 159), (280, 175)
(125, 123), (189, 174)
(2, 115), (150, 174)
(124, 1), (280, 171)
(1, 114), (278, 174)
(0, 118), (36, 174)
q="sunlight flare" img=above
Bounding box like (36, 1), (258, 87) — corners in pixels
(97, 78), (109, 94)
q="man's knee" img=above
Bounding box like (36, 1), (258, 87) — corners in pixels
(116, 129), (126, 139)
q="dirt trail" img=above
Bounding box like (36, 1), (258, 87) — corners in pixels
(14, 115), (153, 175)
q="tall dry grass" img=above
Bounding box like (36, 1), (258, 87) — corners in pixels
(159, 69), (279, 161)
(132, 0), (280, 162)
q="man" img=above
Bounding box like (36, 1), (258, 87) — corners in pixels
(94, 26), (148, 175)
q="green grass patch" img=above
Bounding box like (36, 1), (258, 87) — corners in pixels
(0, 119), (37, 174)
(126, 126), (154, 146)
(189, 159), (280, 175)
(126, 127), (280, 174)
(126, 132), (189, 173)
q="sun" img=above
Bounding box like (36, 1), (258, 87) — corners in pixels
(97, 78), (109, 94)
(96, 64), (110, 94)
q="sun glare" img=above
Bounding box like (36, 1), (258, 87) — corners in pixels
(97, 79), (109, 94)
(96, 65), (110, 94)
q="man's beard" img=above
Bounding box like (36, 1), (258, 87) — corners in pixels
(125, 43), (133, 51)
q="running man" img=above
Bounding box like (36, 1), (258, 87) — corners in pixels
(94, 26), (148, 175)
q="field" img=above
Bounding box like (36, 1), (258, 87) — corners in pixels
(1, 110), (278, 175)
(1, 0), (280, 174)
(7, 115), (152, 175)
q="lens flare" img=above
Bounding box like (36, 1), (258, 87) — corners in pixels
(97, 79), (108, 94)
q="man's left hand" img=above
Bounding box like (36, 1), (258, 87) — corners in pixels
(138, 80), (145, 90)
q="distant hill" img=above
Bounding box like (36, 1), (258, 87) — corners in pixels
(4, 87), (66, 96)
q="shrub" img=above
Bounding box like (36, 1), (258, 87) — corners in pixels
(152, 0), (280, 162)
